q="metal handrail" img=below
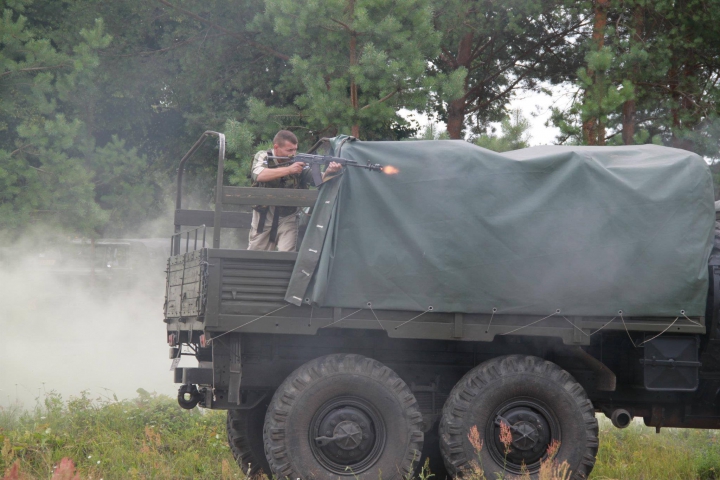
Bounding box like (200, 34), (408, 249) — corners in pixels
(174, 131), (225, 254)
(170, 225), (207, 255)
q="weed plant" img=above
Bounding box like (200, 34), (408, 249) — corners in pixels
(4, 394), (720, 480)
(0, 390), (238, 479)
(591, 417), (720, 480)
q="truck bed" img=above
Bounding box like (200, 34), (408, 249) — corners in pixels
(164, 248), (706, 346)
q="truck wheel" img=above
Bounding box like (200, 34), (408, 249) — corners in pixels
(264, 354), (424, 479)
(227, 396), (272, 476)
(439, 355), (598, 479)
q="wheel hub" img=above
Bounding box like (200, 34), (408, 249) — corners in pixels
(310, 399), (384, 473)
(488, 399), (558, 474)
(331, 420), (364, 449)
(510, 421), (540, 450)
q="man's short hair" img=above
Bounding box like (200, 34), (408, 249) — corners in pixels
(273, 130), (298, 146)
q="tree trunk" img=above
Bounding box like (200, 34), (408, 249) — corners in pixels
(622, 100), (635, 144)
(668, 62), (681, 147)
(583, 118), (597, 145)
(672, 60), (697, 150)
(348, 0), (359, 138)
(446, 32), (474, 139)
(583, 0), (609, 145)
(446, 98), (466, 139)
(350, 33), (359, 138)
(622, 4), (643, 145)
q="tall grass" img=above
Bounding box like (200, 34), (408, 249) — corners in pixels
(0, 390), (238, 480)
(3, 392), (720, 480)
(591, 418), (720, 480)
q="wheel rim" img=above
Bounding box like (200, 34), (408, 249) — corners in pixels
(309, 396), (386, 474)
(485, 397), (560, 475)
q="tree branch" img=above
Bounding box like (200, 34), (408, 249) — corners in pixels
(156, 0), (290, 61)
(329, 17), (352, 31)
(0, 64), (68, 79)
(360, 89), (400, 110)
(98, 34), (223, 58)
(28, 165), (53, 175)
(10, 145), (30, 156)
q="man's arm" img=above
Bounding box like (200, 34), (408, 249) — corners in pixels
(256, 162), (305, 182)
(321, 161), (343, 180)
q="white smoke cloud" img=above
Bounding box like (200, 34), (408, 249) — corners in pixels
(0, 232), (181, 407)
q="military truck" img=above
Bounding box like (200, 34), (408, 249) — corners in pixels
(165, 131), (720, 479)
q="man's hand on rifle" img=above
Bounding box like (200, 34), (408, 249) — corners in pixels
(325, 162), (342, 175)
(288, 161), (306, 175)
(321, 161), (343, 182)
(256, 161), (305, 183)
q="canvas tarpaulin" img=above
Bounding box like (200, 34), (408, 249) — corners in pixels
(285, 138), (715, 317)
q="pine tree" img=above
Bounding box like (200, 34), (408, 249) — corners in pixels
(474, 110), (531, 152)
(429, 0), (589, 139)
(0, 3), (157, 237)
(255, 0), (455, 140)
(552, 0), (720, 158)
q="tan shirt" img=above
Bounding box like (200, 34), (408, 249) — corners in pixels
(250, 149), (312, 188)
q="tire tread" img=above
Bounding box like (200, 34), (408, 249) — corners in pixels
(264, 353), (424, 479)
(439, 355), (598, 480)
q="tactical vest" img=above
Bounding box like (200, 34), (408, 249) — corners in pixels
(252, 150), (309, 243)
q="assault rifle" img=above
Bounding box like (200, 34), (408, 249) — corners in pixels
(267, 153), (383, 186)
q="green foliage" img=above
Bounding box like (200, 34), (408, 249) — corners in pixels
(2, 0), (720, 237)
(5, 401), (720, 480)
(417, 123), (450, 141)
(257, 0), (443, 139)
(589, 417), (718, 479)
(551, 0), (720, 158)
(0, 4), (162, 237)
(428, 0), (588, 138)
(224, 119), (255, 186)
(474, 110), (531, 152)
(0, 391), (240, 479)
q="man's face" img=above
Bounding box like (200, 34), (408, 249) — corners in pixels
(274, 140), (298, 157)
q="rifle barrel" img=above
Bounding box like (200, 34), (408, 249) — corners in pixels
(265, 155), (381, 172)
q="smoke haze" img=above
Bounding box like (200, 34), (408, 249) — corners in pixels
(0, 236), (182, 408)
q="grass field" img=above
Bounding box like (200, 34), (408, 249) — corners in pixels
(2, 391), (720, 480)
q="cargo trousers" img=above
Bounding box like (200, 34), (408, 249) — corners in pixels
(247, 207), (298, 252)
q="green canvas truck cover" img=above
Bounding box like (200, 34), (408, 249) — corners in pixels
(285, 139), (715, 318)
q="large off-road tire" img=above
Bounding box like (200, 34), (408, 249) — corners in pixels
(263, 353), (425, 479)
(439, 355), (598, 479)
(227, 395), (272, 476)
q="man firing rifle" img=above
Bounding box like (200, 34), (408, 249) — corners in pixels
(248, 130), (343, 252)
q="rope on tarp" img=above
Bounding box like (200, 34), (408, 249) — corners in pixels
(682, 311), (703, 327)
(394, 306), (434, 330)
(618, 310), (700, 347)
(205, 302), (697, 345)
(588, 316), (617, 336)
(562, 316), (590, 337)
(494, 308), (696, 342)
(206, 304), (290, 344)
(367, 302), (386, 331)
(485, 307), (497, 333)
(500, 309), (561, 336)
(321, 308), (363, 328)
(620, 310), (679, 347)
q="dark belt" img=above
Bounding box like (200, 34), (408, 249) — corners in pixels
(257, 206), (297, 244)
